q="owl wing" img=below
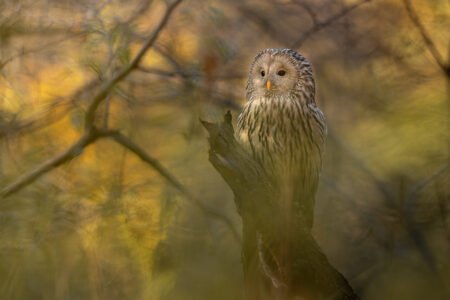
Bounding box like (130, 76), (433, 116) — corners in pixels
(293, 103), (326, 228)
(307, 103), (327, 156)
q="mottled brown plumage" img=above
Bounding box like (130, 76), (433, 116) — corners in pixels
(237, 48), (326, 229)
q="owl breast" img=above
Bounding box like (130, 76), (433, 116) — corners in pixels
(237, 94), (326, 203)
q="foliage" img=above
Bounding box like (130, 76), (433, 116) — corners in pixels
(0, 0), (448, 299)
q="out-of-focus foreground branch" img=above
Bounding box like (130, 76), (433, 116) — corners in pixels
(403, 163), (450, 273)
(0, 129), (101, 198)
(402, 0), (449, 77)
(1, 128), (241, 244)
(0, 0), (241, 243)
(84, 0), (183, 128)
(1, 0), (183, 199)
(108, 130), (242, 243)
(290, 0), (373, 49)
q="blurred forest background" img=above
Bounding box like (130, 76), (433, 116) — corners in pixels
(0, 0), (448, 299)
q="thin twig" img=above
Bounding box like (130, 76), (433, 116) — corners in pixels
(0, 77), (100, 139)
(137, 66), (245, 80)
(402, 0), (449, 76)
(327, 128), (393, 203)
(407, 163), (449, 199)
(290, 0), (372, 49)
(292, 0), (318, 25)
(239, 6), (287, 45)
(106, 131), (189, 195)
(0, 32), (84, 71)
(84, 0), (183, 129)
(402, 163), (449, 273)
(321, 175), (390, 249)
(123, 0), (154, 25)
(153, 45), (188, 78)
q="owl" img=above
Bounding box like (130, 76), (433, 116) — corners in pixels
(237, 48), (326, 229)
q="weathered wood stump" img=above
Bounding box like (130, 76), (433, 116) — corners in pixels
(201, 112), (359, 300)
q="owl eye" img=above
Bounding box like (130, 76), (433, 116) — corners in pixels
(260, 70), (265, 77)
(277, 70), (286, 76)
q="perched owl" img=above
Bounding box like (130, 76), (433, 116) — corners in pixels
(237, 48), (326, 229)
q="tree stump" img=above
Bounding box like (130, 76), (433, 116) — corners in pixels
(201, 112), (360, 300)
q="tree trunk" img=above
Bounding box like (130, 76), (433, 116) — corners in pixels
(201, 112), (360, 300)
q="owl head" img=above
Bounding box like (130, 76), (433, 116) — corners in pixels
(246, 48), (315, 102)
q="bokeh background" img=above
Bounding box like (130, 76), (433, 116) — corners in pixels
(0, 0), (448, 299)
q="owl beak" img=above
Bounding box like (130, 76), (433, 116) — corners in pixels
(266, 80), (271, 91)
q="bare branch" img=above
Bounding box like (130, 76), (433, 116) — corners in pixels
(0, 130), (101, 198)
(1, 127), (241, 243)
(84, 0), (184, 128)
(290, 0), (372, 49)
(153, 45), (188, 78)
(238, 6), (288, 45)
(0, 77), (100, 139)
(123, 0), (154, 25)
(0, 32), (84, 71)
(292, 0), (318, 25)
(137, 67), (190, 78)
(106, 130), (242, 244)
(402, 0), (449, 76)
(137, 66), (245, 80)
(408, 163), (449, 198)
(0, 0), (242, 250)
(321, 175), (392, 249)
(106, 131), (189, 195)
(402, 163), (449, 273)
(327, 128), (394, 203)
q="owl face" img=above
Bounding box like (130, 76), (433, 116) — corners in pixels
(246, 49), (315, 101)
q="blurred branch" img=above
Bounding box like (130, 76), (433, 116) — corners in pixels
(0, 33), (84, 71)
(321, 175), (392, 250)
(84, 0), (183, 129)
(292, 0), (318, 25)
(402, 163), (449, 273)
(238, 6), (288, 45)
(402, 0), (449, 77)
(290, 0), (372, 49)
(407, 163), (449, 199)
(137, 67), (190, 78)
(106, 130), (242, 244)
(327, 128), (394, 203)
(437, 189), (450, 244)
(1, 0), (242, 244)
(0, 77), (100, 139)
(137, 66), (245, 80)
(154, 45), (188, 78)
(0, 126), (241, 244)
(0, 130), (101, 198)
(122, 0), (154, 25)
(150, 45), (243, 82)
